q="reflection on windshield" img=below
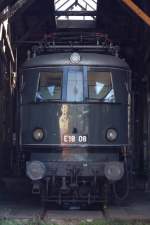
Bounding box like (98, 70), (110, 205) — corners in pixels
(95, 82), (104, 95)
(48, 86), (55, 96)
(36, 71), (62, 101)
(35, 67), (115, 103)
(105, 89), (115, 101)
(66, 70), (83, 102)
(88, 71), (115, 102)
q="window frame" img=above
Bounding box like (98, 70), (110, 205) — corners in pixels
(35, 66), (116, 103)
(87, 68), (115, 102)
(36, 69), (63, 102)
(62, 66), (87, 102)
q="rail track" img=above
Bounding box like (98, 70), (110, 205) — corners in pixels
(0, 188), (150, 222)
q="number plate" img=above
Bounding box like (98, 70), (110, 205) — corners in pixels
(63, 135), (88, 144)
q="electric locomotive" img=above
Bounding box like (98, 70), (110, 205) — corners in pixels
(18, 44), (131, 205)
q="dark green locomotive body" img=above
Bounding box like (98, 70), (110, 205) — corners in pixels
(18, 53), (131, 204)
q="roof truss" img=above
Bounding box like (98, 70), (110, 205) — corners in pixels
(55, 0), (97, 21)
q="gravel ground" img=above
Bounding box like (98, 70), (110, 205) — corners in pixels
(0, 220), (150, 225)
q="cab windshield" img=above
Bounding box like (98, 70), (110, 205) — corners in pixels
(36, 66), (115, 103)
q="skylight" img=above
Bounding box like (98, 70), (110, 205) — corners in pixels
(54, 0), (97, 21)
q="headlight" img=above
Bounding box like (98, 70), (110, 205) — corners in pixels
(32, 128), (44, 141)
(70, 52), (81, 64)
(106, 128), (118, 142)
(104, 162), (124, 181)
(26, 161), (46, 180)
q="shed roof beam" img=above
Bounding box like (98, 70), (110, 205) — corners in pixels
(81, 0), (96, 11)
(0, 0), (36, 24)
(55, 0), (61, 4)
(56, 2), (77, 19)
(54, 11), (96, 16)
(0, 23), (3, 40)
(91, 0), (97, 4)
(17, 16), (50, 44)
(56, 20), (95, 29)
(0, 0), (9, 11)
(0, 21), (14, 62)
(56, 0), (70, 11)
(121, 0), (150, 27)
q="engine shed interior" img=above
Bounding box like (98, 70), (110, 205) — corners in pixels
(1, 0), (150, 194)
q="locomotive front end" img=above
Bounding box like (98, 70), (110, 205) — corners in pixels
(19, 52), (131, 205)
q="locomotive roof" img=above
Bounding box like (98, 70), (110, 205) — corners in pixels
(23, 53), (129, 69)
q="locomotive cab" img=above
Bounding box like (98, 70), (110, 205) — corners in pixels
(19, 52), (131, 204)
